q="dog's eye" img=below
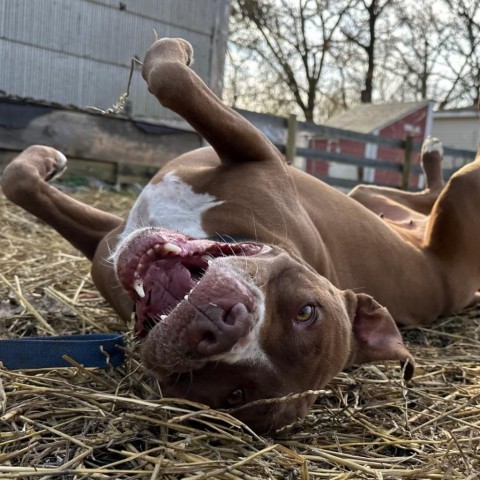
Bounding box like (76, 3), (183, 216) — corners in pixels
(296, 304), (316, 323)
(226, 388), (245, 407)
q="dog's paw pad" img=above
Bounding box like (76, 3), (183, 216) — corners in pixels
(49, 150), (68, 179)
(175, 39), (194, 66)
(43, 148), (68, 182)
(55, 150), (67, 170)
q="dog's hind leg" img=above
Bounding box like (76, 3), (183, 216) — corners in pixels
(423, 150), (480, 311)
(141, 39), (282, 165)
(2, 145), (122, 260)
(349, 137), (445, 217)
(420, 137), (445, 192)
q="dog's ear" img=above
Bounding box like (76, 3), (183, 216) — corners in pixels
(343, 291), (414, 380)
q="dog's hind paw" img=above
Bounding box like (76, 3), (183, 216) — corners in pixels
(421, 136), (444, 156)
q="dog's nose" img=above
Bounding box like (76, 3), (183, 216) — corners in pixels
(186, 302), (252, 357)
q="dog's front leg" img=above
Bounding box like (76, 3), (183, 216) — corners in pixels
(142, 38), (282, 165)
(2, 145), (122, 260)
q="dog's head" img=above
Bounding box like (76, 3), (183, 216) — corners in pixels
(114, 228), (414, 434)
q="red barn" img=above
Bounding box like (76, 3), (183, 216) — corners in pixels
(306, 100), (434, 188)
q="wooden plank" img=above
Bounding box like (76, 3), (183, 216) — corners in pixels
(298, 121), (406, 149)
(285, 114), (298, 163)
(3, 99), (476, 190)
(0, 151), (18, 166)
(117, 163), (158, 185)
(443, 145), (477, 159)
(59, 158), (118, 184)
(401, 135), (413, 190)
(0, 99), (202, 168)
(243, 109), (475, 161)
(296, 147), (403, 171)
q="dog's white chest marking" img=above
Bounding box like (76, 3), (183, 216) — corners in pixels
(122, 172), (223, 240)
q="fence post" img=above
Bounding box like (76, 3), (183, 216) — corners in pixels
(401, 135), (413, 190)
(286, 114), (298, 164)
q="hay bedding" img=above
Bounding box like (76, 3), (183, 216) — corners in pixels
(1, 187), (480, 479)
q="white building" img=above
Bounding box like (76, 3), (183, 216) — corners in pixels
(432, 106), (479, 170)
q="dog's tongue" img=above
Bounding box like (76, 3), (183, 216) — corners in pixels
(114, 228), (265, 336)
(135, 259), (192, 336)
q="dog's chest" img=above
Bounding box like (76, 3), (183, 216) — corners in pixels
(121, 172), (223, 240)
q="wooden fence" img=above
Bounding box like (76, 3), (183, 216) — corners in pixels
(1, 100), (477, 189)
(280, 114), (477, 191)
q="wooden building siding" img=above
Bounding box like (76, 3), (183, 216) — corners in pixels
(374, 106), (429, 187)
(306, 104), (431, 189)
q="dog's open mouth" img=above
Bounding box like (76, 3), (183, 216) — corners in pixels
(114, 228), (263, 336)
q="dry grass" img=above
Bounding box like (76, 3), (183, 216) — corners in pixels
(1, 187), (480, 479)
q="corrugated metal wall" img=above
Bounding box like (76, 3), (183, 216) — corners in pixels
(0, 0), (230, 121)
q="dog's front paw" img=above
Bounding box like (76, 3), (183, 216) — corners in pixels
(2, 146), (68, 203)
(142, 38), (194, 88)
(141, 38), (195, 106)
(145, 38), (194, 67)
(21, 145), (68, 182)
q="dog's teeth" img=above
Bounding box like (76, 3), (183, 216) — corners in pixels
(160, 314), (167, 320)
(154, 243), (161, 251)
(184, 294), (189, 301)
(146, 248), (154, 257)
(133, 280), (145, 298)
(131, 311), (136, 321)
(202, 255), (213, 264)
(164, 242), (182, 254)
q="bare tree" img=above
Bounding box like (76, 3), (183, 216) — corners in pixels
(438, 0), (480, 109)
(226, 0), (480, 120)
(385, 2), (449, 102)
(372, 0), (480, 109)
(229, 0), (356, 121)
(341, 0), (395, 103)
(224, 37), (299, 117)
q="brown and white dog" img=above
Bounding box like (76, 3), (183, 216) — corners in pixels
(3, 39), (480, 433)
